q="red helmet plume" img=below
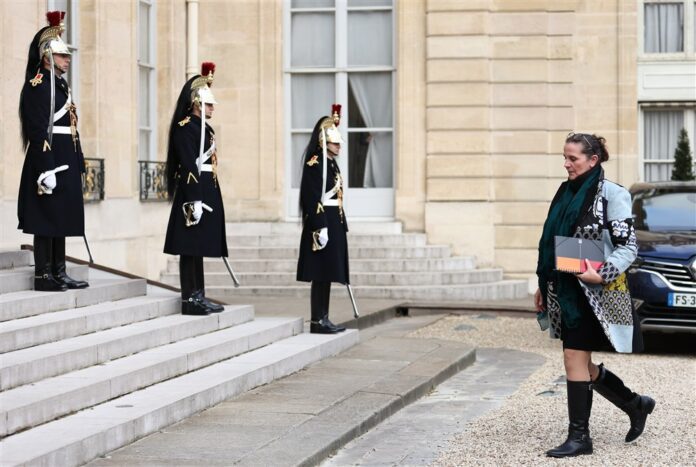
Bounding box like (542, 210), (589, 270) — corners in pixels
(331, 104), (341, 125)
(201, 62), (216, 77)
(46, 11), (65, 27)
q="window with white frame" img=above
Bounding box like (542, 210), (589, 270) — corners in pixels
(641, 1), (696, 56)
(286, 0), (395, 189)
(642, 108), (696, 181)
(47, 0), (79, 102)
(138, 0), (157, 161)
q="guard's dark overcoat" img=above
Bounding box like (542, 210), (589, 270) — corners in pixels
(296, 150), (350, 283)
(163, 115), (228, 258)
(17, 70), (85, 237)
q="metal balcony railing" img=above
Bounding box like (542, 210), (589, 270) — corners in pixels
(139, 160), (168, 201)
(82, 157), (104, 202)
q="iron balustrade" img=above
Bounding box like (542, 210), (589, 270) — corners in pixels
(82, 157), (104, 202)
(139, 160), (168, 201)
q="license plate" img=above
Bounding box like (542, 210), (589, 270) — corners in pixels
(668, 293), (696, 308)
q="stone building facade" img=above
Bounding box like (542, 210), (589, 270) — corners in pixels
(1, 0), (693, 287)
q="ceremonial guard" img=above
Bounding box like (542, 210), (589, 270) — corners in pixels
(17, 11), (88, 291)
(164, 62), (227, 315)
(297, 106), (350, 334)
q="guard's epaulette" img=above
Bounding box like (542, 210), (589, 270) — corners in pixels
(306, 155), (319, 167)
(29, 72), (44, 87)
(178, 116), (191, 127)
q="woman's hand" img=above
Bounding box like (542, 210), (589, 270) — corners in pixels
(534, 288), (544, 311)
(576, 259), (603, 284)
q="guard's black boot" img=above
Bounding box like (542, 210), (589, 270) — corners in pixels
(180, 256), (208, 315)
(35, 270), (68, 292)
(546, 381), (593, 458)
(193, 290), (224, 313)
(593, 364), (655, 443)
(310, 316), (339, 334)
(52, 238), (89, 289)
(34, 236), (67, 292)
(181, 295), (211, 315)
(310, 281), (333, 333)
(323, 315), (346, 333)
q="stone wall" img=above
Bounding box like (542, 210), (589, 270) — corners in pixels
(422, 0), (638, 286)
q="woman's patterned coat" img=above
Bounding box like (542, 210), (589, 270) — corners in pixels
(545, 170), (640, 353)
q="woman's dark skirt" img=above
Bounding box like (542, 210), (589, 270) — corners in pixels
(562, 286), (644, 353)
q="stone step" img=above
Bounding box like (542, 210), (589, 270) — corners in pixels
(167, 257), (477, 274)
(160, 269), (504, 288)
(207, 280), (528, 301)
(227, 233), (427, 247)
(0, 330), (358, 467)
(0, 264), (90, 294)
(227, 221), (402, 235)
(0, 305), (254, 391)
(0, 317), (303, 437)
(0, 292), (179, 353)
(0, 250), (31, 270)
(226, 245), (451, 260)
(0, 278), (147, 322)
(88, 318), (475, 467)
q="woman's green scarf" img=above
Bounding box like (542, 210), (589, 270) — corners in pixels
(537, 165), (601, 328)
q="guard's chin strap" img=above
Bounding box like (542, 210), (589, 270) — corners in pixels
(321, 129), (327, 204)
(198, 99), (205, 175)
(47, 51), (56, 147)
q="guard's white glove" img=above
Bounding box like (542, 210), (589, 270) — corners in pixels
(40, 172), (57, 190)
(318, 227), (329, 248)
(192, 201), (203, 222)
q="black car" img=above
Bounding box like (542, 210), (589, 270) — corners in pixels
(627, 181), (696, 333)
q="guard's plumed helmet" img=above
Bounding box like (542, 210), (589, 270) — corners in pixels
(191, 62), (217, 106)
(318, 104), (344, 147)
(39, 11), (71, 57)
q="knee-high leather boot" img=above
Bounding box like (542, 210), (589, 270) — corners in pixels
(193, 256), (223, 312)
(34, 236), (67, 292)
(546, 381), (593, 458)
(310, 281), (341, 334)
(322, 283), (345, 332)
(180, 255), (209, 315)
(52, 237), (89, 289)
(593, 364), (655, 442)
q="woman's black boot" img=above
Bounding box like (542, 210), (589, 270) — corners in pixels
(546, 381), (593, 458)
(593, 364), (655, 442)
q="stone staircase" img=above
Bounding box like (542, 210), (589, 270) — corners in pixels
(0, 249), (357, 466)
(161, 222), (528, 302)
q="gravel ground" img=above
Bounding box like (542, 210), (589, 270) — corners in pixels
(408, 314), (696, 466)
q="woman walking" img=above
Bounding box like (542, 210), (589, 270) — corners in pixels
(535, 132), (655, 458)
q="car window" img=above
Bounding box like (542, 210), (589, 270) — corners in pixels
(632, 190), (696, 232)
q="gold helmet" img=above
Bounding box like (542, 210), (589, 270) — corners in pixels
(318, 104), (344, 146)
(191, 62), (217, 106)
(39, 11), (71, 57)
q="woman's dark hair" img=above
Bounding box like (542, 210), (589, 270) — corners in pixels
(19, 28), (47, 151)
(165, 76), (197, 199)
(565, 132), (609, 163)
(298, 116), (327, 218)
